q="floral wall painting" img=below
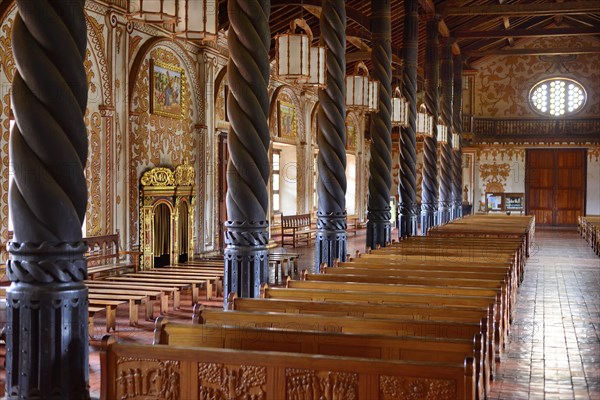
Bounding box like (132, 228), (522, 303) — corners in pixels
(278, 100), (297, 138)
(151, 59), (186, 119)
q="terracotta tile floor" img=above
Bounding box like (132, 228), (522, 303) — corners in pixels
(5, 227), (600, 399)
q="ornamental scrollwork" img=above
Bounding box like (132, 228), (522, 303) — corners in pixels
(141, 167), (175, 187)
(174, 163), (195, 186)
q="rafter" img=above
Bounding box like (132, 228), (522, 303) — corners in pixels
(441, 1), (600, 17)
(455, 26), (600, 39)
(465, 46), (600, 57)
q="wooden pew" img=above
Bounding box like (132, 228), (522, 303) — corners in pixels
(85, 233), (140, 279)
(88, 299), (124, 332)
(227, 296), (495, 390)
(86, 280), (179, 311)
(154, 318), (486, 400)
(87, 286), (163, 318)
(104, 276), (202, 303)
(281, 213), (316, 247)
(285, 279), (509, 344)
(100, 336), (476, 400)
(260, 286), (506, 359)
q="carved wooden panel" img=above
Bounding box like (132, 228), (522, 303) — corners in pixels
(198, 363), (267, 400)
(115, 357), (180, 399)
(285, 368), (358, 400)
(380, 375), (456, 400)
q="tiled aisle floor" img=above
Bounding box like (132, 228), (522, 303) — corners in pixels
(488, 228), (600, 400)
(51, 228), (600, 398)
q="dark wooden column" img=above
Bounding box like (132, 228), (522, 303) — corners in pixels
(315, 0), (347, 270)
(398, 0), (419, 238)
(421, 15), (440, 234)
(224, 0), (271, 304)
(439, 38), (454, 224)
(453, 54), (463, 218)
(6, 1), (90, 397)
(366, 0), (393, 249)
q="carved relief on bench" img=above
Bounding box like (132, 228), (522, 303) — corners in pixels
(198, 363), (266, 399)
(115, 357), (180, 399)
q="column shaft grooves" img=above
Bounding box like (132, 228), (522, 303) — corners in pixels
(439, 39), (453, 224)
(7, 1), (89, 397)
(421, 16), (440, 235)
(366, 0), (392, 249)
(224, 0), (271, 303)
(398, 0), (419, 238)
(315, 0), (348, 269)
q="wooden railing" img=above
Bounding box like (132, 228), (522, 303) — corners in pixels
(466, 117), (600, 143)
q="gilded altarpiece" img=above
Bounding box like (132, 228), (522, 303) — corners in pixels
(140, 164), (195, 269)
(129, 44), (198, 249)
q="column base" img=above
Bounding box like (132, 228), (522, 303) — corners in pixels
(5, 283), (90, 399)
(420, 204), (437, 236)
(398, 203), (419, 238)
(224, 246), (268, 306)
(366, 209), (391, 250)
(315, 211), (348, 271)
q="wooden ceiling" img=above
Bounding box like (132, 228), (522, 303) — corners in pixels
(217, 0), (600, 79)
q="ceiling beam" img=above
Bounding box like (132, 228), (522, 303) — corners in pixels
(454, 26), (600, 39)
(465, 46), (600, 57)
(272, 0), (368, 29)
(502, 16), (515, 46)
(346, 50), (403, 66)
(441, 1), (600, 17)
(419, 0), (436, 16)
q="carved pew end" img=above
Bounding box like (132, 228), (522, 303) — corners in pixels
(152, 316), (168, 345)
(227, 292), (238, 310)
(300, 269), (308, 280)
(285, 276), (292, 288)
(192, 304), (206, 324)
(259, 283), (269, 298)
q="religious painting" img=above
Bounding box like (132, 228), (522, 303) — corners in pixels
(150, 59), (186, 119)
(346, 123), (357, 150)
(278, 100), (297, 138)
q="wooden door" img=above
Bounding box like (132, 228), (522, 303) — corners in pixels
(526, 149), (586, 226)
(555, 150), (586, 225)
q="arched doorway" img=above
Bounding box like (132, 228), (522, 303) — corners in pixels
(177, 200), (189, 263)
(153, 202), (172, 268)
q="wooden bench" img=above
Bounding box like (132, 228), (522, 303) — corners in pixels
(100, 335), (476, 400)
(226, 295), (494, 393)
(86, 280), (179, 311)
(85, 234), (140, 279)
(579, 216), (600, 255)
(281, 213), (316, 247)
(155, 317), (485, 400)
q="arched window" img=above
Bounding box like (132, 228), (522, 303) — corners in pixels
(529, 77), (586, 117)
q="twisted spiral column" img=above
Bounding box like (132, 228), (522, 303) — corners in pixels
(398, 0), (419, 238)
(453, 54), (464, 218)
(6, 1), (89, 397)
(421, 16), (440, 235)
(224, 0), (271, 304)
(366, 0), (392, 249)
(314, 0), (348, 270)
(439, 39), (454, 224)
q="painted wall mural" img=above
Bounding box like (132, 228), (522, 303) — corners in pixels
(473, 35), (600, 118)
(129, 45), (197, 247)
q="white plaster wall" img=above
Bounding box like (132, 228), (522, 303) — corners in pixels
(586, 149), (600, 215)
(279, 144), (297, 215)
(346, 154), (356, 215)
(474, 148), (526, 212)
